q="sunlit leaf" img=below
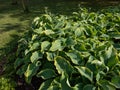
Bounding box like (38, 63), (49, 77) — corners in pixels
(30, 51), (43, 63)
(65, 51), (83, 65)
(41, 41), (51, 52)
(50, 39), (63, 51)
(54, 56), (73, 74)
(75, 66), (93, 82)
(46, 52), (56, 61)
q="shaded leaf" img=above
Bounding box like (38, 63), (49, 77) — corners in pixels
(60, 72), (73, 90)
(14, 58), (23, 69)
(74, 83), (84, 90)
(16, 64), (28, 76)
(99, 80), (116, 90)
(83, 84), (96, 90)
(107, 55), (119, 68)
(111, 76), (120, 88)
(38, 79), (53, 90)
(37, 69), (57, 79)
(24, 63), (39, 83)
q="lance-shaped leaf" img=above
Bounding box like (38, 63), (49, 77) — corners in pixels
(75, 66), (93, 82)
(54, 56), (73, 75)
(41, 41), (51, 52)
(30, 51), (43, 63)
(37, 69), (57, 79)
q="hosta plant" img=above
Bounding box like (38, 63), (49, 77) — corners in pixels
(14, 7), (120, 90)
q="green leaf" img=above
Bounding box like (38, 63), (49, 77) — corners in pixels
(74, 44), (86, 51)
(41, 41), (51, 52)
(44, 14), (52, 22)
(24, 63), (39, 83)
(38, 79), (53, 90)
(60, 72), (73, 90)
(16, 64), (28, 76)
(65, 51), (83, 65)
(50, 39), (63, 51)
(107, 55), (119, 68)
(83, 84), (96, 90)
(111, 76), (120, 88)
(54, 56), (73, 75)
(43, 30), (55, 35)
(37, 69), (57, 79)
(99, 80), (116, 90)
(113, 43), (120, 50)
(74, 83), (84, 89)
(110, 34), (120, 40)
(75, 66), (93, 82)
(96, 73), (100, 82)
(65, 37), (75, 46)
(42, 61), (55, 70)
(75, 27), (84, 37)
(30, 51), (43, 63)
(91, 60), (103, 66)
(46, 52), (56, 61)
(105, 45), (114, 59)
(33, 28), (43, 34)
(30, 42), (40, 51)
(14, 58), (23, 69)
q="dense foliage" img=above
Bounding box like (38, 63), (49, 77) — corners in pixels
(14, 7), (120, 90)
(0, 77), (16, 90)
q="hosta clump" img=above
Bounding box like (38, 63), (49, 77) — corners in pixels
(14, 8), (120, 90)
